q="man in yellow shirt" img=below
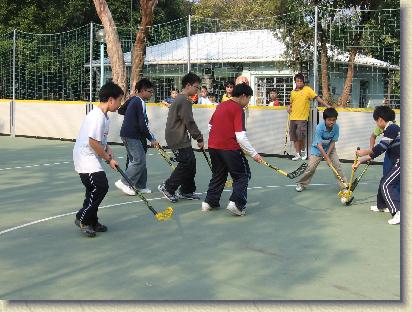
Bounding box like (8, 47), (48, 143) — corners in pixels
(288, 73), (331, 161)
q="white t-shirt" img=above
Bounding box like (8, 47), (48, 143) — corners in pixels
(73, 107), (109, 173)
(198, 96), (212, 104)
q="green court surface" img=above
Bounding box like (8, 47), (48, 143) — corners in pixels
(0, 136), (400, 300)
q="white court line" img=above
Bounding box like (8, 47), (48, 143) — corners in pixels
(0, 182), (370, 236)
(0, 196), (163, 236)
(0, 156), (126, 171)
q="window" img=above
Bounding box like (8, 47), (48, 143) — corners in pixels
(253, 76), (293, 106)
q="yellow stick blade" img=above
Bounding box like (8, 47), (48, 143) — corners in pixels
(225, 179), (233, 188)
(155, 207), (174, 221)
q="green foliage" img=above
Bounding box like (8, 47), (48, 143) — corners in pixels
(0, 0), (193, 33)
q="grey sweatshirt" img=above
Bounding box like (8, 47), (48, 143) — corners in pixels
(165, 94), (203, 149)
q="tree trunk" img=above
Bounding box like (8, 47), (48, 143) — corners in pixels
(131, 0), (159, 92)
(338, 48), (357, 107)
(338, 8), (371, 107)
(319, 32), (331, 105)
(93, 0), (127, 96)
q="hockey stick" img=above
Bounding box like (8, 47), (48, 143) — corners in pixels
(116, 165), (173, 221)
(259, 159), (308, 179)
(328, 162), (354, 205)
(201, 148), (233, 188)
(339, 148), (360, 205)
(283, 117), (291, 157)
(156, 145), (176, 170)
(350, 161), (371, 192)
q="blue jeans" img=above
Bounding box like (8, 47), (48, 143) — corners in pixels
(121, 137), (147, 189)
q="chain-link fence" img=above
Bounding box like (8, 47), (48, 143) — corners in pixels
(0, 7), (400, 108)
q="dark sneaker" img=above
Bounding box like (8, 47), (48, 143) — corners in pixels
(75, 218), (81, 228)
(176, 190), (201, 200)
(75, 219), (96, 237)
(93, 222), (108, 232)
(158, 183), (178, 203)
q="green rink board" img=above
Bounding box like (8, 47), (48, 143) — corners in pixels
(0, 136), (400, 300)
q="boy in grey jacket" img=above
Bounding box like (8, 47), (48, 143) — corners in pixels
(158, 72), (204, 202)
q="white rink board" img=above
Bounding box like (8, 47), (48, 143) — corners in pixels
(0, 101), (399, 161)
(0, 100), (11, 134)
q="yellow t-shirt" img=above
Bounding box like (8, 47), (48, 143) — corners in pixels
(289, 86), (317, 121)
(220, 94), (231, 103)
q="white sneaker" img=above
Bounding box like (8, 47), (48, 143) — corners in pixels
(295, 184), (303, 192)
(201, 202), (213, 212)
(226, 201), (246, 216)
(301, 150), (307, 160)
(370, 205), (390, 213)
(292, 153), (301, 161)
(138, 188), (152, 194)
(115, 179), (136, 196)
(388, 211), (400, 225)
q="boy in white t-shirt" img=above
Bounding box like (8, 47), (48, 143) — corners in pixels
(73, 82), (124, 237)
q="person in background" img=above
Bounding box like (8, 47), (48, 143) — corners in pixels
(198, 86), (212, 104)
(162, 89), (179, 108)
(235, 75), (249, 86)
(209, 94), (218, 105)
(220, 80), (234, 103)
(267, 89), (280, 106)
(288, 73), (331, 161)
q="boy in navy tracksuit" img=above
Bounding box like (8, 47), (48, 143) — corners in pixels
(354, 105), (400, 225)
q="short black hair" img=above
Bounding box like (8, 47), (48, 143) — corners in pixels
(232, 83), (253, 97)
(99, 82), (124, 102)
(224, 80), (235, 87)
(135, 78), (154, 92)
(294, 73), (305, 82)
(182, 72), (201, 87)
(171, 88), (179, 92)
(201, 86), (208, 90)
(323, 107), (338, 120)
(269, 89), (278, 93)
(373, 105), (396, 122)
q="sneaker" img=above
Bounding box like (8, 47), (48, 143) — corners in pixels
(158, 183), (178, 203)
(301, 150), (308, 161)
(115, 179), (136, 196)
(388, 211), (400, 225)
(295, 184), (303, 192)
(138, 188), (152, 194)
(93, 222), (108, 232)
(75, 219), (96, 237)
(176, 190), (201, 200)
(226, 201), (246, 216)
(201, 202), (212, 212)
(75, 218), (81, 228)
(370, 205), (390, 213)
(292, 153), (301, 161)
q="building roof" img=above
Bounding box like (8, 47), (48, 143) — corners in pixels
(93, 29), (398, 69)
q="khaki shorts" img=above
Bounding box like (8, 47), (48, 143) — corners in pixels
(289, 120), (307, 141)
